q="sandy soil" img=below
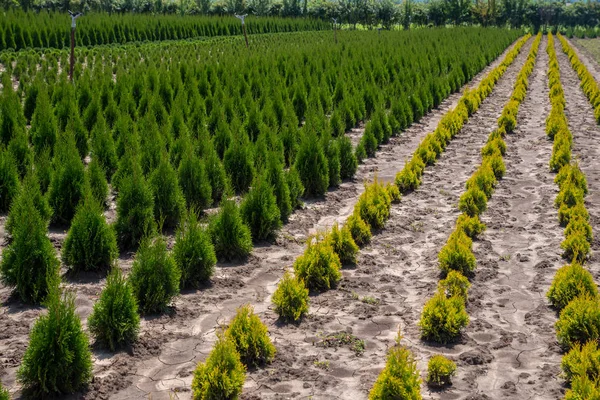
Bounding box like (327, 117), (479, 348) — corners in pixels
(0, 36), (550, 400)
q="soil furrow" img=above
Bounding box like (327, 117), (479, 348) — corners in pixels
(461, 36), (564, 400)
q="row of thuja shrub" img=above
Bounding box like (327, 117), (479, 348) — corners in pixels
(371, 34), (540, 398)
(394, 34), (531, 194)
(545, 33), (600, 398)
(419, 33), (541, 346)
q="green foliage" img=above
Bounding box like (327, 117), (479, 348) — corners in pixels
(346, 211), (372, 246)
(34, 148), (53, 193)
(149, 156), (186, 229)
(556, 296), (600, 349)
(91, 117), (118, 180)
(386, 183), (401, 204)
(264, 154), (292, 222)
(562, 341), (600, 384)
(556, 181), (585, 209)
(356, 177), (392, 230)
(224, 138), (254, 194)
(485, 154), (506, 179)
(419, 292), (469, 343)
(6, 172), (51, 236)
(178, 150), (212, 211)
(395, 156), (423, 193)
(87, 158), (109, 206)
(465, 163), (497, 199)
(426, 355), (457, 386)
(191, 336), (246, 400)
(8, 128), (32, 178)
(368, 344), (422, 400)
(225, 304), (276, 366)
(0, 381), (8, 400)
(562, 229), (591, 264)
(0, 195), (59, 304)
(272, 271), (310, 322)
(17, 291), (92, 397)
(438, 270), (470, 301)
(339, 136), (358, 180)
(458, 186), (488, 217)
(548, 264), (598, 310)
(286, 166), (304, 210)
(438, 230), (476, 275)
(88, 267), (140, 351)
(129, 236), (181, 314)
(556, 163), (588, 195)
(174, 211), (217, 288)
(240, 177), (281, 241)
(326, 222), (359, 265)
(62, 196), (118, 273)
(210, 198), (253, 261)
(293, 238), (342, 291)
(0, 149), (20, 213)
(294, 132), (329, 197)
(565, 375), (600, 400)
(115, 171), (156, 249)
(455, 213), (486, 239)
(30, 88), (57, 156)
(0, 75), (26, 146)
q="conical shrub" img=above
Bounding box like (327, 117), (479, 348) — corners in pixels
(30, 88), (57, 156)
(240, 176), (281, 242)
(174, 211), (217, 288)
(225, 304), (276, 366)
(0, 74), (26, 146)
(62, 195), (118, 273)
(294, 131), (329, 197)
(149, 156), (186, 229)
(17, 291), (92, 397)
(264, 153), (292, 223)
(178, 150), (212, 211)
(272, 271), (309, 322)
(224, 137), (254, 194)
(293, 238), (341, 291)
(0, 149), (20, 213)
(86, 158), (109, 206)
(91, 116), (118, 180)
(209, 198), (253, 262)
(8, 128), (32, 178)
(6, 172), (51, 236)
(115, 171), (156, 249)
(88, 267), (140, 351)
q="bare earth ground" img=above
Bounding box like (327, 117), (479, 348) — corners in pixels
(0, 37), (552, 400)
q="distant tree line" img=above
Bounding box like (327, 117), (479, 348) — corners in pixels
(1, 0), (598, 30)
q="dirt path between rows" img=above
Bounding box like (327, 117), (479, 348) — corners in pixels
(555, 38), (600, 279)
(0, 39), (523, 400)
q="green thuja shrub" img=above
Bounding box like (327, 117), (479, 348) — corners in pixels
(210, 198), (253, 261)
(48, 132), (86, 225)
(0, 149), (20, 213)
(88, 267), (140, 351)
(346, 211), (372, 246)
(361, 123), (379, 157)
(395, 157), (422, 193)
(264, 154), (292, 222)
(455, 213), (486, 239)
(386, 183), (401, 204)
(129, 236), (180, 314)
(272, 271), (309, 322)
(293, 238), (341, 291)
(355, 142), (367, 163)
(30, 88), (57, 155)
(203, 142), (229, 205)
(326, 223), (359, 265)
(438, 230), (476, 275)
(565, 375), (600, 400)
(86, 158), (109, 206)
(191, 336), (246, 400)
(481, 137), (506, 157)
(419, 292), (469, 344)
(294, 131), (329, 197)
(174, 211), (217, 288)
(562, 340), (600, 384)
(18, 291), (92, 397)
(62, 195), (117, 273)
(339, 136), (358, 180)
(0, 74), (26, 146)
(224, 137), (254, 194)
(368, 342), (421, 400)
(178, 150), (212, 211)
(6, 172), (51, 236)
(356, 177), (392, 230)
(458, 186), (488, 217)
(426, 355), (457, 386)
(91, 117), (118, 180)
(8, 128), (32, 178)
(0, 195), (59, 304)
(438, 270), (470, 301)
(547, 264), (598, 310)
(149, 156), (186, 229)
(115, 171), (156, 249)
(34, 148), (53, 193)
(225, 304), (276, 366)
(556, 295), (600, 349)
(0, 381), (8, 400)
(240, 176), (281, 242)
(286, 166), (304, 210)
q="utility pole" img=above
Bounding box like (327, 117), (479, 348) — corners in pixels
(235, 14), (249, 49)
(68, 10), (83, 82)
(332, 18), (338, 44)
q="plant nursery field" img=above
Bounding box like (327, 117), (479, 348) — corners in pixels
(0, 24), (599, 400)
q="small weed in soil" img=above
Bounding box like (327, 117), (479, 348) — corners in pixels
(314, 360), (330, 370)
(316, 332), (365, 356)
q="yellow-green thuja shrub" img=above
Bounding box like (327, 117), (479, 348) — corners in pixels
(293, 238), (341, 291)
(225, 304), (276, 366)
(419, 292), (469, 343)
(426, 355), (457, 387)
(325, 222), (359, 265)
(455, 213), (486, 239)
(355, 177), (392, 230)
(438, 229), (476, 275)
(346, 211), (372, 246)
(562, 340), (600, 384)
(458, 186), (488, 217)
(556, 295), (600, 349)
(368, 340), (421, 399)
(438, 270), (471, 301)
(272, 271), (309, 322)
(547, 264), (598, 310)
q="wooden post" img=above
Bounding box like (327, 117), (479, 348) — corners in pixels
(332, 18), (338, 44)
(235, 14), (249, 49)
(68, 11), (82, 82)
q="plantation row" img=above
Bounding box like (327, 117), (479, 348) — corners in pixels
(544, 34), (600, 399)
(0, 11), (330, 52)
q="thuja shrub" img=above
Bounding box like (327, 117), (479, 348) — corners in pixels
(458, 186), (488, 217)
(129, 236), (181, 314)
(565, 375), (600, 400)
(88, 267), (140, 351)
(419, 292), (469, 344)
(30, 88), (57, 155)
(174, 211), (217, 288)
(272, 271), (309, 322)
(556, 296), (600, 349)
(325, 223), (359, 265)
(294, 131), (329, 197)
(293, 239), (342, 291)
(556, 163), (588, 195)
(115, 172), (156, 250)
(18, 291), (92, 397)
(395, 155), (425, 193)
(191, 336), (246, 400)
(547, 264), (598, 310)
(6, 172), (52, 236)
(8, 129), (32, 178)
(485, 154), (506, 180)
(555, 182), (585, 209)
(565, 216), (593, 243)
(346, 211), (372, 246)
(225, 304), (276, 366)
(356, 178), (392, 230)
(210, 198), (253, 261)
(368, 344), (421, 400)
(286, 167), (305, 210)
(466, 164), (496, 199)
(87, 158), (109, 206)
(62, 195), (118, 273)
(240, 177), (281, 242)
(0, 149), (20, 213)
(224, 138), (255, 194)
(562, 230), (591, 264)
(438, 230), (476, 275)
(149, 157), (186, 229)
(178, 150), (212, 211)
(426, 355), (457, 386)
(455, 213), (486, 239)
(438, 270), (470, 301)
(0, 381), (8, 400)
(559, 203), (589, 227)
(0, 196), (59, 304)
(264, 155), (292, 223)
(562, 340), (600, 384)
(386, 183), (401, 204)
(481, 137), (506, 157)
(339, 136), (358, 180)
